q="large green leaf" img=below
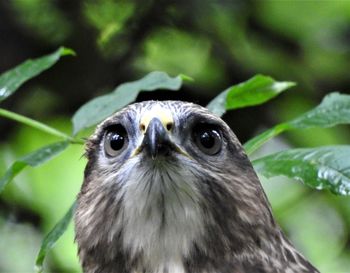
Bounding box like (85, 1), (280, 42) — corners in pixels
(244, 92), (350, 155)
(35, 202), (76, 273)
(0, 47), (75, 102)
(207, 74), (295, 116)
(0, 141), (69, 194)
(72, 71), (185, 135)
(253, 146), (350, 195)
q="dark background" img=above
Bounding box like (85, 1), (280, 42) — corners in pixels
(0, 1), (349, 272)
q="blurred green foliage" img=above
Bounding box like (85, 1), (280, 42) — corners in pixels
(12, 0), (71, 44)
(136, 28), (224, 87)
(1, 0), (350, 273)
(84, 0), (135, 54)
(0, 120), (83, 272)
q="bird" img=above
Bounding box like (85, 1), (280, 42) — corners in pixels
(74, 100), (319, 273)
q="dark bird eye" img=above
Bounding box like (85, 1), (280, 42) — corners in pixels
(193, 124), (222, 155)
(104, 125), (128, 156)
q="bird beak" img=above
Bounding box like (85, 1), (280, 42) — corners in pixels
(141, 117), (172, 159)
(130, 107), (191, 159)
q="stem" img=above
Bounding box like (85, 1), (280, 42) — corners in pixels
(0, 108), (84, 144)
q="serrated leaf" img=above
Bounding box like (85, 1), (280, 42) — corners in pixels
(253, 146), (350, 195)
(0, 141), (69, 193)
(35, 202), (76, 273)
(0, 47), (75, 102)
(207, 75), (295, 116)
(244, 92), (350, 155)
(72, 71), (184, 135)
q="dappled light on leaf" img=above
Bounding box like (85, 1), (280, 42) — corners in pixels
(253, 146), (350, 195)
(244, 92), (350, 155)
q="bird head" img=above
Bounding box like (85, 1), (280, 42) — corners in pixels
(74, 100), (281, 272)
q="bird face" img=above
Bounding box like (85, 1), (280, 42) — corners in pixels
(77, 101), (241, 267)
(97, 101), (231, 168)
(75, 101), (318, 273)
(84, 101), (246, 212)
(76, 101), (254, 267)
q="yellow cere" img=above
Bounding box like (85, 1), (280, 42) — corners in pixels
(140, 105), (174, 133)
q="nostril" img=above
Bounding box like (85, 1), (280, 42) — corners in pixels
(140, 123), (146, 132)
(166, 122), (173, 131)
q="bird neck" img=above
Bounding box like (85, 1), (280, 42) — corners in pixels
(117, 162), (206, 272)
(116, 163), (281, 272)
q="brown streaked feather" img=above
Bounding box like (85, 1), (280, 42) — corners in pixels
(74, 100), (319, 273)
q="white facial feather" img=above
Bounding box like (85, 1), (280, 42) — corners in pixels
(106, 156), (205, 272)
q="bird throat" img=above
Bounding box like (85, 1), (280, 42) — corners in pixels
(117, 159), (205, 272)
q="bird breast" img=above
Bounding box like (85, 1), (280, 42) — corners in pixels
(104, 156), (206, 272)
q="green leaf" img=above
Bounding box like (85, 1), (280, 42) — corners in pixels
(288, 92), (350, 129)
(244, 124), (290, 155)
(0, 141), (69, 194)
(206, 89), (229, 117)
(253, 146), (350, 195)
(178, 73), (194, 82)
(72, 71), (184, 135)
(244, 92), (350, 155)
(0, 47), (75, 102)
(35, 202), (76, 273)
(207, 74), (295, 116)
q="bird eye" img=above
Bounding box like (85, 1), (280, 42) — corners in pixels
(104, 125), (128, 156)
(193, 124), (222, 155)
